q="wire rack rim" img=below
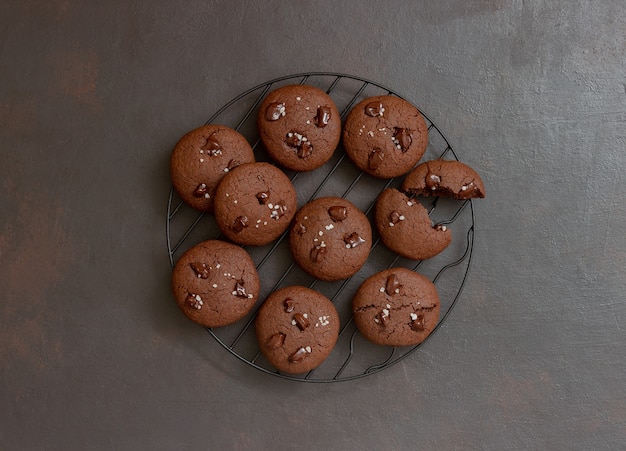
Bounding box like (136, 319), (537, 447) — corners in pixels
(166, 72), (475, 382)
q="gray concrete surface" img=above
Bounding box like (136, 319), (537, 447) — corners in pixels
(1, 1), (625, 449)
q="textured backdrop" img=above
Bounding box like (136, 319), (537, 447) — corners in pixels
(1, 1), (625, 449)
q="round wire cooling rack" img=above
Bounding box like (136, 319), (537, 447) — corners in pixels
(166, 73), (475, 382)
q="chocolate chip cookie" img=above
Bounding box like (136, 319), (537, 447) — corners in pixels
(342, 95), (428, 178)
(402, 159), (486, 199)
(213, 162), (297, 246)
(289, 197), (372, 281)
(257, 84), (341, 171)
(374, 188), (451, 260)
(170, 124), (255, 211)
(171, 240), (260, 328)
(255, 286), (340, 374)
(352, 268), (440, 347)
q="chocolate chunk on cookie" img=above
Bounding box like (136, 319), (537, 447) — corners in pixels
(374, 188), (451, 260)
(255, 286), (339, 374)
(289, 197), (372, 281)
(342, 95), (428, 178)
(171, 240), (260, 328)
(352, 268), (440, 347)
(214, 162), (297, 246)
(170, 125), (255, 211)
(257, 84), (341, 171)
(402, 159), (486, 199)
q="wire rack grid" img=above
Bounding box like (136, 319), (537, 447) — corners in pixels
(166, 73), (475, 382)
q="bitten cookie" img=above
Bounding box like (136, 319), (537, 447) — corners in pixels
(374, 188), (451, 260)
(170, 124), (255, 211)
(342, 95), (428, 178)
(257, 84), (341, 171)
(289, 197), (372, 281)
(171, 240), (260, 328)
(402, 159), (486, 199)
(352, 268), (440, 347)
(255, 286), (340, 374)
(213, 162), (297, 246)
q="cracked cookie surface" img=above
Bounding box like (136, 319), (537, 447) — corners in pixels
(402, 159), (486, 199)
(374, 188), (451, 260)
(257, 84), (341, 171)
(289, 196), (372, 281)
(213, 162), (297, 246)
(342, 95), (428, 178)
(255, 286), (340, 374)
(352, 268), (440, 347)
(171, 240), (260, 328)
(170, 124), (255, 212)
